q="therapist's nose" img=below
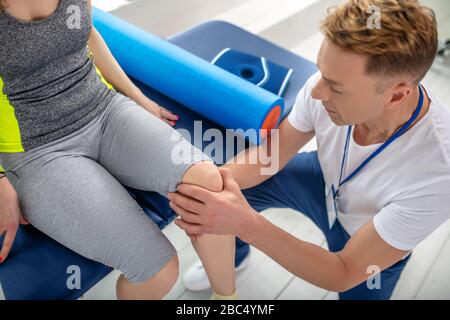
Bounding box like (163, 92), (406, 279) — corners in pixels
(311, 77), (330, 103)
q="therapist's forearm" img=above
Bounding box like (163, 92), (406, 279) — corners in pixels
(224, 140), (275, 190)
(225, 120), (315, 190)
(87, 29), (150, 107)
(242, 212), (352, 292)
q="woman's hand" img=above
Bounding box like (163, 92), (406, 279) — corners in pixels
(137, 97), (180, 127)
(154, 106), (180, 127)
(0, 176), (29, 263)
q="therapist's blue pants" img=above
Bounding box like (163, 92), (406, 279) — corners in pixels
(236, 151), (411, 300)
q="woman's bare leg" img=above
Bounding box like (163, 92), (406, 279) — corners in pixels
(182, 162), (236, 297)
(116, 255), (179, 300)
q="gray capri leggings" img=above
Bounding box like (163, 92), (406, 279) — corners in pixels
(0, 92), (209, 284)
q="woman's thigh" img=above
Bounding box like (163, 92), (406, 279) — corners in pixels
(10, 155), (177, 284)
(97, 94), (209, 196)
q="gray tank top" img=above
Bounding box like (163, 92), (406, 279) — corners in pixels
(0, 0), (116, 152)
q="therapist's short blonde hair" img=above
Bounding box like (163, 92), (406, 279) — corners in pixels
(321, 0), (438, 83)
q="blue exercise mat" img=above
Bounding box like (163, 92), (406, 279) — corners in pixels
(92, 8), (284, 145)
(0, 20), (317, 300)
(212, 48), (293, 97)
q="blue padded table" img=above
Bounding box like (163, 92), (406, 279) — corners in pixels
(0, 20), (317, 300)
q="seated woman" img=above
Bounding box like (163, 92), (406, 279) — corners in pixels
(0, 0), (236, 300)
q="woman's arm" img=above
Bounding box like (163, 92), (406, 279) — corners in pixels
(86, 1), (178, 125)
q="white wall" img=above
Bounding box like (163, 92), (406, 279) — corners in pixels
(422, 0), (450, 23)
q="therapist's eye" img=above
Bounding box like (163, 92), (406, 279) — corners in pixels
(331, 87), (343, 94)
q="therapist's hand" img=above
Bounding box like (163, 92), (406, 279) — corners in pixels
(168, 168), (257, 238)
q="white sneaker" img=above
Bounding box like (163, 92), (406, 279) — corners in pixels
(183, 250), (251, 292)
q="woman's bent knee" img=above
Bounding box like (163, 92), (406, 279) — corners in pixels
(182, 161), (223, 192)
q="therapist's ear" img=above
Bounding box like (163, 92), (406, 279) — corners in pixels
(384, 83), (414, 111)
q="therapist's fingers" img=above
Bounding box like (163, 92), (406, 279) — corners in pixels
(19, 215), (29, 225)
(219, 167), (239, 191)
(175, 183), (213, 203)
(168, 192), (205, 213)
(186, 232), (198, 242)
(174, 219), (204, 235)
(169, 201), (202, 224)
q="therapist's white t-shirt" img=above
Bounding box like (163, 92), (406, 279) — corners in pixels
(287, 72), (450, 251)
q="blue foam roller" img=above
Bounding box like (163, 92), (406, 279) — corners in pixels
(92, 8), (284, 144)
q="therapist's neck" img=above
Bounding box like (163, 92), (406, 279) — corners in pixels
(354, 85), (430, 146)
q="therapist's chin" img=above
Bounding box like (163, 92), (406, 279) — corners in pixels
(327, 111), (346, 126)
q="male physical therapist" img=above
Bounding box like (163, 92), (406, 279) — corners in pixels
(168, 0), (450, 300)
